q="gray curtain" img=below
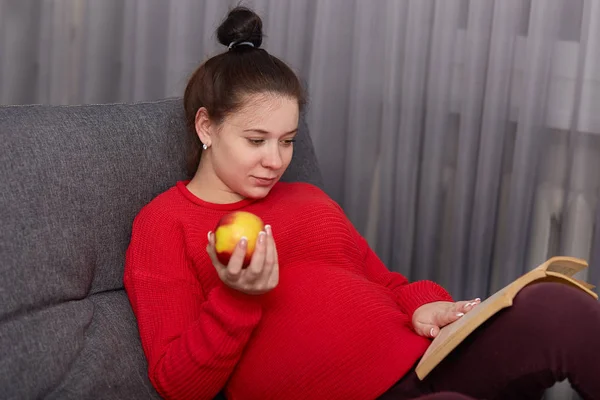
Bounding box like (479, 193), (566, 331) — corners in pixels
(2, 1), (599, 396)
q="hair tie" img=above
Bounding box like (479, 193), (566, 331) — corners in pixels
(228, 41), (255, 50)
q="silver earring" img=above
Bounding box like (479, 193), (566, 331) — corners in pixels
(202, 143), (208, 150)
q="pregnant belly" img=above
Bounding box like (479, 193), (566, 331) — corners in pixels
(227, 266), (428, 399)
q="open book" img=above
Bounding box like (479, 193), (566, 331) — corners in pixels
(415, 256), (598, 380)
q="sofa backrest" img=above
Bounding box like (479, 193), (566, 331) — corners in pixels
(0, 98), (323, 399)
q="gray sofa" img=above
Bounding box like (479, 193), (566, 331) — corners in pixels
(0, 99), (323, 399)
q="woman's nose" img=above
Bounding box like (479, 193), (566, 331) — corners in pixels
(262, 143), (283, 169)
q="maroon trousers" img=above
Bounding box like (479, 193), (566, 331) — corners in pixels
(378, 282), (600, 400)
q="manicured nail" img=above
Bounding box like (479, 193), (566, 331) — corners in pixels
(430, 328), (435, 337)
(265, 224), (272, 235)
(475, 298), (481, 302)
(456, 312), (465, 317)
(239, 237), (248, 248)
(258, 231), (266, 244)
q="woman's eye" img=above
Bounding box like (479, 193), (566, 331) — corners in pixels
(247, 138), (265, 146)
(281, 138), (296, 147)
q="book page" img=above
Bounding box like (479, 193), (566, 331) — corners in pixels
(570, 277), (596, 291)
(543, 272), (598, 299)
(545, 258), (587, 277)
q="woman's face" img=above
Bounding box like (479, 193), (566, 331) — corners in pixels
(202, 93), (299, 200)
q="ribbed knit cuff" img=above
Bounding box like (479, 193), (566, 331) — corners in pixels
(395, 280), (454, 319)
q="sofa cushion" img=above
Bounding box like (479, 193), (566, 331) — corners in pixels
(0, 98), (322, 399)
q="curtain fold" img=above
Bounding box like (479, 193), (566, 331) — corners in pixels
(444, 0), (494, 298)
(2, 0), (598, 313)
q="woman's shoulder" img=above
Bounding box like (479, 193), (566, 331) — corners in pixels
(272, 181), (330, 198)
(268, 181), (342, 211)
(131, 183), (185, 230)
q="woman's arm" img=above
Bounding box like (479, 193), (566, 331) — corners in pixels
(124, 209), (262, 400)
(357, 237), (454, 318)
(328, 199), (454, 318)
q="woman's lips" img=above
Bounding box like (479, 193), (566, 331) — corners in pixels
(252, 176), (277, 186)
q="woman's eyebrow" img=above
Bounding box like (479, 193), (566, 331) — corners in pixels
(242, 128), (298, 135)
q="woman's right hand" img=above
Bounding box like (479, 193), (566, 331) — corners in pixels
(206, 224), (279, 295)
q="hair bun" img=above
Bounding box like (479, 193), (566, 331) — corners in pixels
(217, 6), (263, 49)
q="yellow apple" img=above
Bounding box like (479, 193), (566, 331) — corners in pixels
(214, 211), (265, 268)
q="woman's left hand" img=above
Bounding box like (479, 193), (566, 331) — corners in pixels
(412, 298), (481, 339)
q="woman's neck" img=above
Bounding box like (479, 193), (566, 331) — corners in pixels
(186, 158), (245, 205)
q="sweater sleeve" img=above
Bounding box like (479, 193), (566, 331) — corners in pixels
(331, 202), (453, 319)
(358, 235), (454, 319)
(124, 207), (262, 400)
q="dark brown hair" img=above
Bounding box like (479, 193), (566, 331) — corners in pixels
(183, 6), (306, 177)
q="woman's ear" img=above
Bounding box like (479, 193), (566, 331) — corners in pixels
(195, 107), (212, 147)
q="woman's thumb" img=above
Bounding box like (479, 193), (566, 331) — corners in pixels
(414, 322), (439, 338)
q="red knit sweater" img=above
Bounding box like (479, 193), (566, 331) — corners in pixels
(124, 181), (453, 400)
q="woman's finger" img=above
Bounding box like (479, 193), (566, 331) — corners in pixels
(224, 237), (248, 282)
(434, 309), (465, 328)
(243, 231), (266, 283)
(266, 225), (279, 264)
(261, 225), (276, 281)
(265, 225), (280, 290)
(206, 231), (226, 273)
(454, 298), (481, 314)
(414, 322), (439, 338)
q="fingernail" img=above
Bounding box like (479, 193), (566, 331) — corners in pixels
(466, 302), (475, 308)
(475, 298), (481, 302)
(456, 312), (465, 317)
(258, 231), (266, 244)
(207, 231), (212, 242)
(239, 237), (248, 248)
(430, 328), (435, 337)
(265, 224), (272, 235)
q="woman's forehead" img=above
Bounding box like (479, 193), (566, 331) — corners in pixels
(225, 94), (299, 129)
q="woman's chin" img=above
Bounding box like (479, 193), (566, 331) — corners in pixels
(243, 185), (274, 200)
